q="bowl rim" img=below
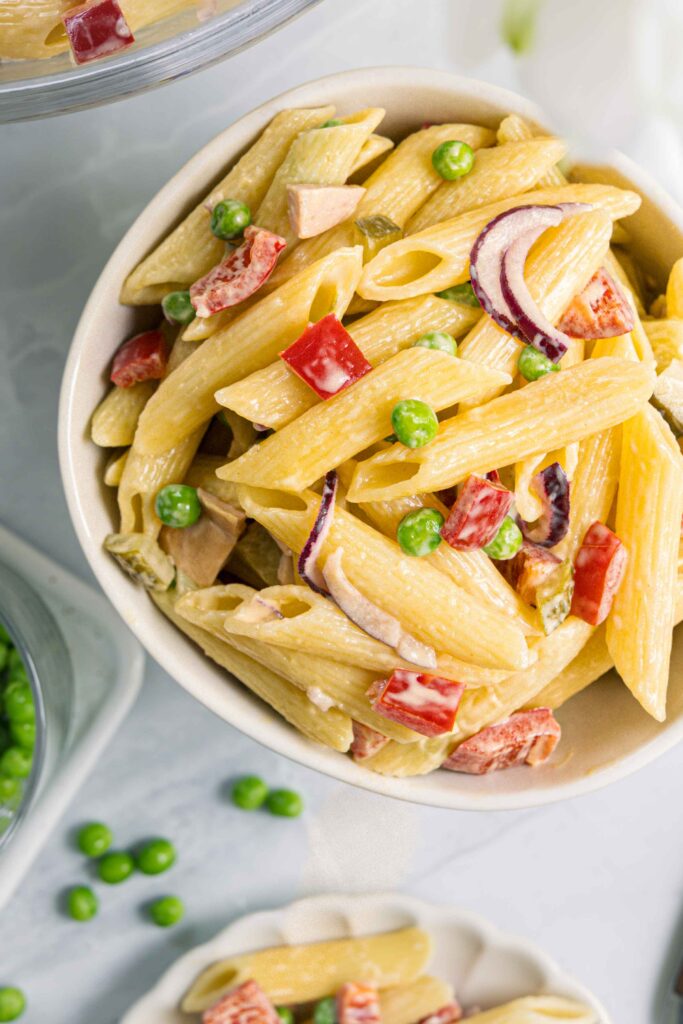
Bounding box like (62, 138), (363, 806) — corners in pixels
(59, 65), (683, 811)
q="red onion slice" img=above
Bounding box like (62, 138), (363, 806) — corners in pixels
(297, 471), (338, 594)
(322, 549), (437, 670)
(469, 205), (564, 336)
(520, 462), (570, 547)
(500, 232), (572, 363)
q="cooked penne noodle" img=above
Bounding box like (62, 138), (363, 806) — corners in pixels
(347, 358), (655, 503)
(407, 137), (567, 233)
(350, 134), (395, 179)
(606, 405), (683, 720)
(666, 256), (683, 318)
(91, 381), (155, 448)
(464, 997), (597, 1024)
(356, 184), (640, 302)
(181, 927), (432, 1012)
(216, 294), (481, 430)
(362, 735), (450, 777)
(153, 590), (353, 752)
(134, 247), (363, 455)
(644, 318), (683, 371)
(218, 349), (510, 491)
(379, 978), (455, 1024)
(117, 428), (204, 536)
(120, 106), (335, 304)
(237, 485), (530, 671)
(103, 449), (129, 487)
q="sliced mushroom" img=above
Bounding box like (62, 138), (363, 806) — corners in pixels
(227, 522), (283, 588)
(160, 490), (246, 588)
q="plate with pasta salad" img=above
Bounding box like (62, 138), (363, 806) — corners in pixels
(59, 68), (683, 809)
(119, 893), (609, 1023)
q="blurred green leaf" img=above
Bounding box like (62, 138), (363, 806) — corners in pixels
(501, 0), (544, 54)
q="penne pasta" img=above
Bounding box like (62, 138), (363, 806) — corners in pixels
(91, 381), (155, 447)
(379, 978), (455, 1024)
(464, 996), (597, 1024)
(606, 405), (683, 720)
(644, 318), (683, 371)
(350, 134), (395, 180)
(347, 358), (655, 503)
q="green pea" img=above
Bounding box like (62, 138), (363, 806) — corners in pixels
(0, 643), (8, 673)
(518, 344), (560, 382)
(155, 484), (202, 529)
(211, 199), (251, 241)
(232, 775), (269, 811)
(391, 399), (438, 448)
(9, 722), (35, 751)
(436, 282), (481, 308)
(6, 649), (25, 676)
(277, 1009), (295, 1024)
(313, 997), (337, 1024)
(162, 290), (196, 326)
(0, 724), (10, 755)
(0, 987), (25, 1022)
(67, 885), (98, 922)
(431, 140), (475, 180)
(0, 776), (21, 808)
(77, 822), (113, 858)
(318, 119), (343, 128)
(0, 623), (11, 645)
(137, 838), (176, 875)
(413, 331), (457, 355)
(397, 508), (444, 557)
(483, 516), (523, 560)
(0, 747), (31, 779)
(266, 789), (303, 818)
(4, 683), (35, 725)
(149, 895), (184, 927)
(98, 851), (135, 885)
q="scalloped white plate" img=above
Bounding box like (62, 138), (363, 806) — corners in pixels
(119, 893), (610, 1023)
(59, 67), (683, 810)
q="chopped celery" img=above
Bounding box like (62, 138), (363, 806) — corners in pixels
(536, 559), (574, 635)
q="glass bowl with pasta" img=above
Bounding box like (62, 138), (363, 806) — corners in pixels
(59, 67), (683, 810)
(0, 0), (321, 123)
(119, 892), (609, 1022)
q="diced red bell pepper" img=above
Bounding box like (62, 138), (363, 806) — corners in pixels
(337, 983), (381, 1024)
(571, 522), (628, 625)
(417, 1003), (463, 1024)
(191, 226), (286, 318)
(110, 328), (167, 388)
(440, 474), (513, 550)
(62, 0), (134, 65)
(369, 669), (465, 738)
(203, 981), (280, 1024)
(443, 708), (561, 775)
(280, 314), (372, 400)
(500, 541), (561, 605)
(350, 721), (390, 761)
(557, 268), (634, 340)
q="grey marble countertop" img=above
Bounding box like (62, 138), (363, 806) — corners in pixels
(1, 2), (682, 1021)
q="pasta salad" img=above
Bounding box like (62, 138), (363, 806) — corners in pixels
(90, 102), (683, 780)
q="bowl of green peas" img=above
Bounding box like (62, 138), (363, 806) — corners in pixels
(0, 559), (72, 852)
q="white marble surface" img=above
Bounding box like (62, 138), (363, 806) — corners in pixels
(1, 1), (682, 1021)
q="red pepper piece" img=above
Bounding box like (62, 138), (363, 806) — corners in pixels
(203, 981), (280, 1024)
(443, 708), (561, 775)
(441, 474), (513, 550)
(190, 226), (286, 318)
(280, 314), (372, 400)
(500, 541), (561, 605)
(110, 328), (167, 388)
(350, 722), (390, 761)
(62, 0), (134, 64)
(571, 521), (628, 625)
(557, 268), (634, 340)
(337, 983), (381, 1024)
(417, 1003), (463, 1024)
(369, 669), (465, 738)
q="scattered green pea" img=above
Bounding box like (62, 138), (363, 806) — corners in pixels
(0, 987), (25, 1022)
(413, 330), (457, 355)
(137, 838), (176, 875)
(397, 508), (444, 557)
(232, 775), (269, 811)
(149, 895), (184, 928)
(0, 645), (8, 674)
(483, 516), (523, 560)
(155, 484), (202, 529)
(431, 140), (475, 180)
(266, 789), (303, 818)
(518, 344), (560, 382)
(162, 290), (196, 326)
(211, 199), (251, 241)
(391, 399), (439, 448)
(318, 119), (343, 128)
(313, 997), (337, 1024)
(0, 777), (21, 808)
(277, 1009), (295, 1024)
(67, 885), (98, 922)
(436, 282), (481, 308)
(6, 649), (24, 676)
(9, 722), (35, 751)
(0, 624), (10, 645)
(0, 724), (9, 755)
(4, 683), (35, 725)
(77, 822), (113, 858)
(98, 851), (135, 885)
(0, 747), (32, 779)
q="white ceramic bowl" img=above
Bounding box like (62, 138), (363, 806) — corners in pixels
(119, 892), (610, 1023)
(59, 67), (683, 811)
